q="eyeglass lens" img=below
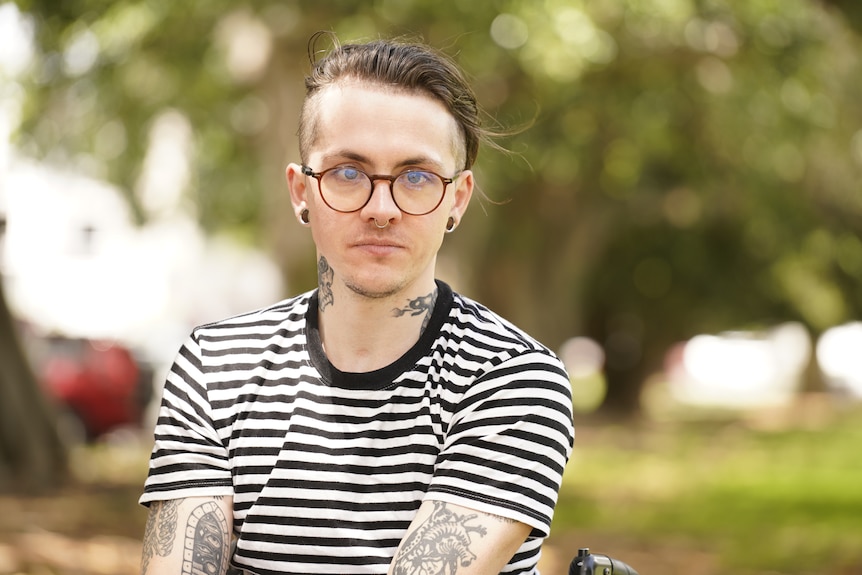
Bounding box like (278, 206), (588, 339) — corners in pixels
(320, 167), (446, 215)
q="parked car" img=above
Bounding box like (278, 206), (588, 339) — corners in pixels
(25, 333), (153, 442)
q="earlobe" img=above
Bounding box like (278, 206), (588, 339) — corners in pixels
(286, 163), (309, 223)
(445, 216), (457, 233)
(448, 169), (473, 227)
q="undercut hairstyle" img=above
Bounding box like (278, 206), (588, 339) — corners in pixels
(298, 32), (498, 171)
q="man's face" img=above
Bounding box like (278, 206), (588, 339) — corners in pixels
(287, 81), (473, 301)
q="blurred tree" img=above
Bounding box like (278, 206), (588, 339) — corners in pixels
(472, 0), (862, 412)
(821, 0), (862, 34)
(5, 0), (862, 421)
(0, 279), (67, 489)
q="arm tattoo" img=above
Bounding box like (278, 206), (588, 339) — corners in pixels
(182, 501), (231, 575)
(141, 499), (181, 574)
(392, 501), (488, 575)
(318, 256), (334, 311)
(392, 289), (437, 332)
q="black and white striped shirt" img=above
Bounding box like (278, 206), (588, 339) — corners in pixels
(141, 281), (574, 574)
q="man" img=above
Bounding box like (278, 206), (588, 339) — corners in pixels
(140, 34), (574, 575)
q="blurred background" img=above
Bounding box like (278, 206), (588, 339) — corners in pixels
(1, 1), (861, 574)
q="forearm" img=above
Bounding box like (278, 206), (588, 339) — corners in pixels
(141, 496), (234, 575)
(388, 500), (531, 575)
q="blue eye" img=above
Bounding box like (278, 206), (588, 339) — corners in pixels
(401, 171), (433, 187)
(336, 167), (361, 181)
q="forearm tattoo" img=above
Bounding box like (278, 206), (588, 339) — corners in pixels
(318, 256), (335, 311)
(141, 499), (231, 575)
(141, 499), (180, 574)
(182, 501), (230, 575)
(392, 501), (488, 575)
(392, 289), (437, 332)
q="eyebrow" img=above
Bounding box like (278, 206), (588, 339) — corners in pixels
(321, 150), (447, 173)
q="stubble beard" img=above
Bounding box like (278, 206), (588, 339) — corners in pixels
(342, 275), (407, 301)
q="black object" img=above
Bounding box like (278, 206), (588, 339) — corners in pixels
(569, 548), (639, 575)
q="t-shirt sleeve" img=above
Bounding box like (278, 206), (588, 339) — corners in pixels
(426, 349), (575, 538)
(139, 332), (234, 506)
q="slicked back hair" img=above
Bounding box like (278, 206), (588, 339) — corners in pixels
(298, 33), (488, 171)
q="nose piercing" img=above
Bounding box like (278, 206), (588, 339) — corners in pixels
(374, 219), (389, 229)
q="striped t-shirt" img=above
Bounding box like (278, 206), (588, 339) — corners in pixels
(141, 280), (574, 574)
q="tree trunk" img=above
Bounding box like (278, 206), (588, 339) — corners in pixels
(260, 34), (318, 296)
(0, 279), (67, 491)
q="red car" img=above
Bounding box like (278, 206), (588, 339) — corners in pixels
(31, 335), (153, 441)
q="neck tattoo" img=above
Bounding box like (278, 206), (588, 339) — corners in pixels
(392, 289), (438, 333)
(317, 256), (334, 311)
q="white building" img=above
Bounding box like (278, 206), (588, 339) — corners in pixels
(0, 154), (284, 370)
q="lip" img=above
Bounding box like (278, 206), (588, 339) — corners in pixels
(352, 237), (405, 255)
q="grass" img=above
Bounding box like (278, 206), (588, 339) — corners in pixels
(3, 400), (860, 575)
(552, 401), (862, 574)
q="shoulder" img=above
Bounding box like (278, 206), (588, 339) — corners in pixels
(447, 290), (556, 357)
(175, 291), (315, 369)
(191, 291), (313, 342)
(442, 290), (570, 395)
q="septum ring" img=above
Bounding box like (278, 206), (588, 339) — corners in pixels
(374, 219), (390, 229)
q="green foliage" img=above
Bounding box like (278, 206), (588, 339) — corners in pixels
(10, 0), (862, 411)
(555, 409), (862, 572)
(12, 0), (262, 230)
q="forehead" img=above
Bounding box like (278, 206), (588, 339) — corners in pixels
(308, 81), (463, 169)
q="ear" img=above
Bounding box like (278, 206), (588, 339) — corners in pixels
(448, 169), (474, 223)
(286, 163), (309, 221)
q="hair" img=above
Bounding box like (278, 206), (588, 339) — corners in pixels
(298, 32), (503, 171)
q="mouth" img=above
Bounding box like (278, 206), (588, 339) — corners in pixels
(353, 234), (403, 246)
(352, 237), (404, 254)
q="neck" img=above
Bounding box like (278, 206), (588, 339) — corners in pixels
(317, 278), (439, 373)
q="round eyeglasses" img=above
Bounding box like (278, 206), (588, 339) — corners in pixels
(301, 165), (457, 216)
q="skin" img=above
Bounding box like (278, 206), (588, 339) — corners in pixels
(286, 81), (474, 373)
(389, 501), (530, 575)
(141, 80), (531, 575)
(141, 497), (233, 575)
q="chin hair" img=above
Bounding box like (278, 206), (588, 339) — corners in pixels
(344, 279), (404, 300)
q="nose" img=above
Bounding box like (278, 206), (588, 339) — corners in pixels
(361, 179), (401, 225)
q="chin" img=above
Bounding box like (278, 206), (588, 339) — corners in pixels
(343, 276), (407, 300)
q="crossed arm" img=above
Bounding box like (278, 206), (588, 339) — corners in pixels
(140, 496), (531, 575)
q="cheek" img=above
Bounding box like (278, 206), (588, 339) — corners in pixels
(307, 208), (340, 247)
(307, 193), (339, 228)
(434, 194), (456, 221)
(310, 215), (337, 241)
(423, 219), (449, 252)
(307, 190), (326, 213)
